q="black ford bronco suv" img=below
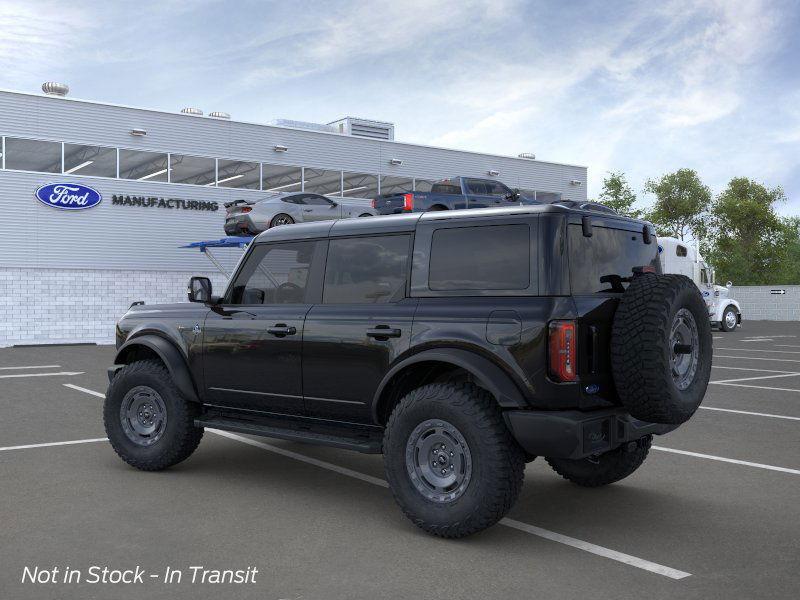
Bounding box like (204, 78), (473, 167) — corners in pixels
(105, 205), (712, 538)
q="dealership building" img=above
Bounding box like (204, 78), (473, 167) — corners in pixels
(0, 84), (588, 347)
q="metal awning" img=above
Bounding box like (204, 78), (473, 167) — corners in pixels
(180, 236), (253, 276)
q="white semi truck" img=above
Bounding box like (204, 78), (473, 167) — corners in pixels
(658, 237), (742, 332)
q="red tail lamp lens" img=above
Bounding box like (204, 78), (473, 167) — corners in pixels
(548, 320), (576, 382)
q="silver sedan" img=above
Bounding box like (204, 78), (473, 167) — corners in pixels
(224, 192), (377, 235)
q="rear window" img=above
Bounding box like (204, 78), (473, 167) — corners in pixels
(569, 225), (658, 294)
(429, 224), (530, 291)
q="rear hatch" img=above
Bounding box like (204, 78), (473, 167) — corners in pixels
(567, 216), (660, 406)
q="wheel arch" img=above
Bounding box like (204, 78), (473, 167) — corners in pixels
(371, 348), (527, 424)
(113, 335), (200, 403)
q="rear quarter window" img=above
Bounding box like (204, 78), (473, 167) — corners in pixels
(569, 224), (659, 294)
(428, 224), (530, 291)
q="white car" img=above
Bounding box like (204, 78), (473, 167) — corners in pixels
(658, 236), (742, 332)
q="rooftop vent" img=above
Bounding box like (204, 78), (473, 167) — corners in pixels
(42, 82), (69, 97)
(518, 152), (536, 160)
(269, 119), (337, 134)
(209, 111), (230, 119)
(180, 107), (203, 116)
(328, 117), (394, 141)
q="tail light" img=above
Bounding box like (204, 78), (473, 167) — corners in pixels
(241, 207), (252, 213)
(403, 193), (414, 211)
(371, 198), (377, 209)
(548, 320), (576, 382)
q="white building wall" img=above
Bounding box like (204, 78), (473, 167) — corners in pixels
(730, 286), (800, 322)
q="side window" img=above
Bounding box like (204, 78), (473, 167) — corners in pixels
(304, 194), (334, 206)
(282, 195), (304, 205)
(229, 241), (316, 305)
(430, 181), (461, 195)
(324, 235), (410, 303)
(676, 245), (688, 257)
(429, 225), (530, 290)
(486, 181), (512, 197)
(465, 179), (489, 195)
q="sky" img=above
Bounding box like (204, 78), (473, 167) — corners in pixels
(1, 0), (799, 214)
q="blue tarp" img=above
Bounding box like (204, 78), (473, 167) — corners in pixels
(180, 236), (253, 251)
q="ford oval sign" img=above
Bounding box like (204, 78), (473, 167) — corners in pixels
(35, 183), (102, 210)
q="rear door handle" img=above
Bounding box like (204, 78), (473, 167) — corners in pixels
(267, 324), (297, 337)
(366, 326), (402, 339)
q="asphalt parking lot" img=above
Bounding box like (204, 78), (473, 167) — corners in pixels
(1, 321), (799, 599)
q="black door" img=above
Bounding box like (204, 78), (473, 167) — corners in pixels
(203, 239), (324, 415)
(302, 234), (416, 423)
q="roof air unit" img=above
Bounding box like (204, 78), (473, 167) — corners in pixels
(209, 111), (230, 119)
(328, 117), (395, 141)
(518, 152), (536, 160)
(180, 107), (204, 116)
(42, 82), (69, 96)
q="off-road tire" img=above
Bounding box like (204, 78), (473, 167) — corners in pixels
(546, 435), (652, 487)
(104, 359), (203, 471)
(720, 306), (738, 332)
(611, 273), (712, 425)
(383, 382), (525, 538)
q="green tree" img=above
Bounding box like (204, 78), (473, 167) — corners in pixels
(596, 171), (641, 218)
(705, 177), (789, 285)
(643, 169), (711, 240)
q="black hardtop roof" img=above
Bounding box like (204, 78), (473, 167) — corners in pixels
(253, 204), (650, 243)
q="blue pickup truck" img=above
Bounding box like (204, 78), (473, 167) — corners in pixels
(371, 177), (533, 214)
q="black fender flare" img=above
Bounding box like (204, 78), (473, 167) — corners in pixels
(371, 348), (527, 421)
(112, 335), (200, 403)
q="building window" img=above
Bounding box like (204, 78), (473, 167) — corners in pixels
(379, 175), (413, 195)
(119, 149), (169, 182)
(4, 138), (61, 173)
(63, 144), (117, 177)
(170, 154), (216, 186)
(304, 168), (342, 196)
(323, 235), (409, 304)
(216, 159), (260, 189)
(429, 225), (530, 291)
(262, 163), (302, 193)
(414, 178), (436, 192)
(341, 172), (379, 198)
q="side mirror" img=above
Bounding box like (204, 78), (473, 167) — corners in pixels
(188, 276), (212, 303)
(329, 201), (339, 208)
(726, 281), (732, 288)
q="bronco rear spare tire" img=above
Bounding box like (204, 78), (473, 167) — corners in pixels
(611, 273), (712, 425)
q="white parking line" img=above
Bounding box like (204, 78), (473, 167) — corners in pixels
(0, 438), (107, 452)
(0, 365), (61, 370)
(715, 348), (800, 354)
(699, 406), (800, 421)
(63, 383), (106, 398)
(715, 355), (800, 364)
(710, 382), (800, 394)
(712, 365), (798, 374)
(210, 429), (690, 579)
(653, 446), (800, 475)
(0, 371), (84, 379)
(710, 373), (800, 384)
(775, 345), (800, 349)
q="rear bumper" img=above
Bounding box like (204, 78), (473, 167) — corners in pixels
(503, 408), (678, 460)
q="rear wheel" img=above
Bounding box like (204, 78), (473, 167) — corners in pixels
(546, 436), (652, 487)
(383, 382), (524, 538)
(720, 306), (738, 332)
(104, 359), (203, 471)
(270, 213), (294, 227)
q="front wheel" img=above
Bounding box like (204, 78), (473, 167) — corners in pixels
(720, 306), (738, 332)
(383, 382), (525, 538)
(104, 359), (203, 471)
(546, 435), (652, 487)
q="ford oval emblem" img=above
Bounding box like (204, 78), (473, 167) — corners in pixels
(35, 183), (102, 210)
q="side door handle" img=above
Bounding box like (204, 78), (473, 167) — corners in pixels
(267, 324), (297, 337)
(303, 208), (313, 212)
(366, 326), (402, 340)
